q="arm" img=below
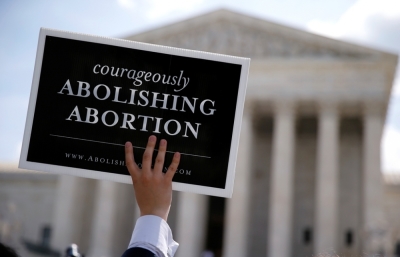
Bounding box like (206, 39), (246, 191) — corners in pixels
(122, 135), (180, 257)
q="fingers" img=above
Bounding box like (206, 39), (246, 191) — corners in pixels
(128, 136), (179, 181)
(165, 152), (181, 180)
(142, 135), (157, 171)
(125, 141), (139, 177)
(154, 139), (167, 173)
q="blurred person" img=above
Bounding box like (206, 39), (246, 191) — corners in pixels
(65, 243), (81, 257)
(121, 135), (180, 257)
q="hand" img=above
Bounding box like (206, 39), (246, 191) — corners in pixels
(125, 135), (181, 221)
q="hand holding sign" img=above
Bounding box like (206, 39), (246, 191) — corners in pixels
(125, 136), (181, 221)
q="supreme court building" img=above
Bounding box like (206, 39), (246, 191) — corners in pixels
(1, 9), (400, 257)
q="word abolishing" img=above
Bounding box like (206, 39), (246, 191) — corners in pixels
(58, 64), (217, 139)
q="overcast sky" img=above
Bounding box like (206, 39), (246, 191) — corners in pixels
(0, 0), (399, 173)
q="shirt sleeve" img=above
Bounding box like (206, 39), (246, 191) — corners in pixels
(127, 215), (179, 257)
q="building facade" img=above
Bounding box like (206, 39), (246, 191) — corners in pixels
(1, 9), (399, 257)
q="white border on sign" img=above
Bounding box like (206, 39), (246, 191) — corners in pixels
(19, 28), (250, 198)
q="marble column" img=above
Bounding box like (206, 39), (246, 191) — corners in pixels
(112, 184), (136, 255)
(268, 102), (295, 257)
(222, 106), (253, 257)
(175, 192), (208, 257)
(362, 105), (385, 255)
(52, 176), (93, 253)
(314, 104), (339, 254)
(87, 180), (119, 257)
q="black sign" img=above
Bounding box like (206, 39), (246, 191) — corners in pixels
(19, 28), (249, 197)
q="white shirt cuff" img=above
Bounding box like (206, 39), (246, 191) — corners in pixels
(128, 215), (179, 257)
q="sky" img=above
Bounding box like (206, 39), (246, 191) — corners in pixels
(0, 0), (399, 173)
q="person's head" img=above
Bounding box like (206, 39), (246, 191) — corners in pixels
(0, 242), (19, 257)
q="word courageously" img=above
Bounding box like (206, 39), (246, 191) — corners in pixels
(93, 64), (190, 92)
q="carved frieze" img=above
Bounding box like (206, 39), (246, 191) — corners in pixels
(140, 20), (370, 59)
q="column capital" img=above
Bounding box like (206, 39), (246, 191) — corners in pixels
(273, 100), (296, 116)
(317, 100), (339, 116)
(243, 98), (255, 117)
(362, 101), (385, 117)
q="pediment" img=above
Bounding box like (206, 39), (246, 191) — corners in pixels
(125, 9), (387, 60)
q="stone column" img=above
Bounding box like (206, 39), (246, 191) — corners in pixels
(87, 180), (119, 257)
(175, 192), (208, 257)
(314, 103), (339, 254)
(362, 105), (385, 255)
(52, 176), (91, 252)
(112, 184), (136, 255)
(268, 102), (295, 257)
(222, 105), (253, 257)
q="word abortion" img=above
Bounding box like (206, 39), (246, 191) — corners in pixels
(66, 106), (202, 138)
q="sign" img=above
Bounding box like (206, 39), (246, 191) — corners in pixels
(19, 28), (250, 197)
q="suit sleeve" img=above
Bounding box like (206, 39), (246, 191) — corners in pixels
(121, 247), (156, 257)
